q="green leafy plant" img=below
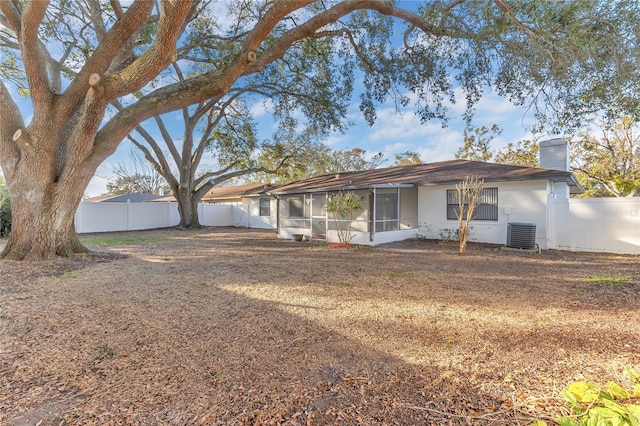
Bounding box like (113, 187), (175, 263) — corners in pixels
(100, 346), (118, 358)
(325, 191), (365, 244)
(0, 176), (10, 237)
(557, 379), (640, 426)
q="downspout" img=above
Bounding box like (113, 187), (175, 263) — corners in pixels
(369, 189), (375, 242)
(275, 196), (280, 236)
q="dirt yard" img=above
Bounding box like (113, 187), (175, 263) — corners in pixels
(1, 228), (639, 425)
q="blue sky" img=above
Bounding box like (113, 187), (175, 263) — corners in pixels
(84, 84), (549, 197)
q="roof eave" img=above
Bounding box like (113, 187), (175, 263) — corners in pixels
(270, 183), (415, 195)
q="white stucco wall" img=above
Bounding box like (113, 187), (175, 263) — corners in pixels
(417, 180), (551, 248)
(369, 229), (418, 245)
(200, 199), (277, 229)
(279, 220), (419, 246)
(247, 197), (277, 229)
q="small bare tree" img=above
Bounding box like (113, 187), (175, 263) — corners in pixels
(325, 191), (365, 244)
(107, 150), (169, 195)
(456, 176), (485, 254)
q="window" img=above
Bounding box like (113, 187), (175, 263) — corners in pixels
(289, 195), (305, 218)
(375, 188), (399, 232)
(446, 188), (498, 221)
(326, 190), (370, 233)
(374, 187), (418, 232)
(279, 194), (310, 229)
(259, 197), (270, 217)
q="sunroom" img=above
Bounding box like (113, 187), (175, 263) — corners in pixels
(275, 186), (418, 245)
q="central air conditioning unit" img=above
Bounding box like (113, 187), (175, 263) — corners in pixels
(506, 222), (537, 250)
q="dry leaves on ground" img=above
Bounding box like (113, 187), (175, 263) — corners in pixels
(1, 228), (639, 425)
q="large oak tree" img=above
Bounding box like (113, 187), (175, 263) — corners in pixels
(1, 0), (638, 259)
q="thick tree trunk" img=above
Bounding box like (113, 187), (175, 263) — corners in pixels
(0, 185), (88, 260)
(176, 187), (202, 229)
(0, 156), (90, 260)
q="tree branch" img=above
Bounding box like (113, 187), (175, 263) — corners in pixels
(127, 134), (178, 189)
(20, 0), (52, 115)
(191, 91), (245, 170)
(86, 0), (107, 40)
(102, 1), (196, 98)
(193, 162), (238, 189)
(94, 0), (316, 162)
(93, 0), (451, 168)
(247, 0), (443, 75)
(194, 159), (290, 201)
(0, 79), (26, 180)
(493, 0), (538, 35)
(0, 1), (21, 34)
(0, 33), (19, 49)
(59, 0), (154, 114)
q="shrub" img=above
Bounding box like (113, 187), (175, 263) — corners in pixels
(325, 191), (365, 244)
(0, 177), (10, 237)
(556, 378), (640, 426)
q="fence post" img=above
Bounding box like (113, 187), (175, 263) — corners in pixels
(126, 199), (131, 231)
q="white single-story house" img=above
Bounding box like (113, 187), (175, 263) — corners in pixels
(200, 183), (277, 229)
(270, 139), (582, 249)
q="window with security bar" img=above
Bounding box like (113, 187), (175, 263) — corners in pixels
(259, 197), (270, 217)
(446, 187), (498, 221)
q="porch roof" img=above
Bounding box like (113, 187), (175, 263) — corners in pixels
(269, 160), (582, 194)
(201, 183), (275, 203)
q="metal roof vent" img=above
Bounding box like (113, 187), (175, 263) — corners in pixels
(506, 222), (536, 250)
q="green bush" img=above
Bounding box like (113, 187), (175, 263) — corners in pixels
(0, 177), (10, 237)
(556, 379), (640, 426)
(325, 191), (365, 244)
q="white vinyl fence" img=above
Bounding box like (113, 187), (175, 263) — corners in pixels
(549, 197), (640, 254)
(75, 198), (640, 254)
(75, 201), (235, 233)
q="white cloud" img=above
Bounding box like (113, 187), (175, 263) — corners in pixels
(413, 129), (464, 162)
(85, 175), (110, 198)
(323, 133), (349, 147)
(249, 98), (274, 118)
(382, 142), (411, 152)
(364, 107), (447, 142)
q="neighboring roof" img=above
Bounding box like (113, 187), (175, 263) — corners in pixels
(270, 160), (582, 194)
(86, 193), (167, 202)
(152, 195), (177, 202)
(201, 183), (275, 202)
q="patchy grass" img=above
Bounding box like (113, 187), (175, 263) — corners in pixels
(81, 234), (168, 246)
(586, 273), (635, 290)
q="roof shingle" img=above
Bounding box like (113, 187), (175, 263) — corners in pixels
(270, 160), (581, 194)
